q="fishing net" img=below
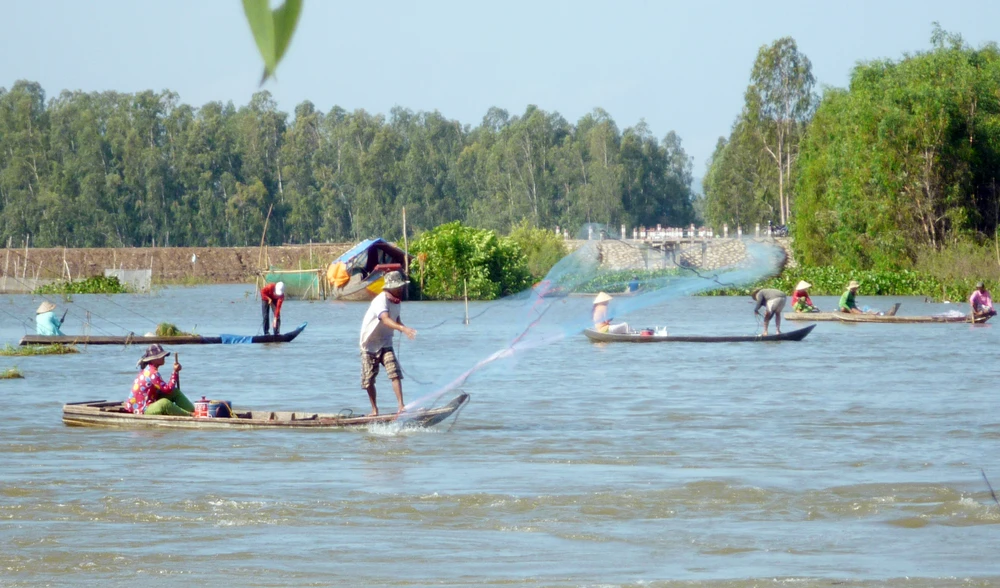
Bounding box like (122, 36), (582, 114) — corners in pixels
(397, 238), (787, 422)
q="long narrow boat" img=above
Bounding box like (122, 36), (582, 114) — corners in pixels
(834, 313), (989, 324)
(20, 322), (307, 346)
(62, 392), (469, 430)
(786, 303), (901, 322)
(583, 324), (815, 343)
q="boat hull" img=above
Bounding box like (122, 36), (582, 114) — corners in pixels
(20, 323), (307, 346)
(583, 324), (815, 343)
(785, 313), (988, 324)
(62, 393), (469, 430)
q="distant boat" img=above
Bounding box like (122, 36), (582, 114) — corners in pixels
(61, 392), (469, 430)
(583, 324), (815, 343)
(20, 323), (307, 346)
(326, 238), (409, 301)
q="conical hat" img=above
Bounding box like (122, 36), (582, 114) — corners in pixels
(795, 281), (811, 291)
(847, 280), (860, 290)
(36, 301), (56, 314)
(593, 292), (613, 305)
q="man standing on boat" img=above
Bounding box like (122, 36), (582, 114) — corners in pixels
(751, 288), (786, 335)
(970, 281), (996, 319)
(35, 301), (65, 336)
(260, 281), (284, 335)
(359, 271), (416, 416)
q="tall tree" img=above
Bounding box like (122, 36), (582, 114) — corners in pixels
(744, 37), (816, 225)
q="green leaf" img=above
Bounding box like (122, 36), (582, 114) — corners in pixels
(242, 0), (303, 84)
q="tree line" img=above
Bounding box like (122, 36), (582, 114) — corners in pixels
(0, 83), (696, 248)
(703, 26), (1000, 271)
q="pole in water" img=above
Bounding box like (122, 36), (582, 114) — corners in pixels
(463, 278), (469, 325)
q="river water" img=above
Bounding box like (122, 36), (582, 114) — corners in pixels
(1, 285), (998, 587)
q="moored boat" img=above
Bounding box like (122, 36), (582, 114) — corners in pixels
(583, 324), (815, 343)
(62, 392), (469, 430)
(20, 323), (307, 346)
(326, 239), (410, 301)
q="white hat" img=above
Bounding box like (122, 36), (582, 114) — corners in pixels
(795, 281), (811, 291)
(36, 301), (56, 314)
(593, 292), (613, 305)
(847, 280), (860, 290)
(275, 282), (285, 296)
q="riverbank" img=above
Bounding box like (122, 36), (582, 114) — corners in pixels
(0, 244), (353, 292)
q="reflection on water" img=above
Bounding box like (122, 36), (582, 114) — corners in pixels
(1, 286), (1000, 586)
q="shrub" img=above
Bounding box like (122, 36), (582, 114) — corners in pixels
(508, 220), (568, 281)
(34, 276), (130, 295)
(410, 222), (532, 300)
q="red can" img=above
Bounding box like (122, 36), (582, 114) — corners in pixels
(193, 396), (210, 418)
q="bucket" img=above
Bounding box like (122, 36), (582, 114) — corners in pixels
(193, 396), (210, 418)
(208, 400), (232, 418)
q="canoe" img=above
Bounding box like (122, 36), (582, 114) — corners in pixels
(833, 313), (990, 324)
(583, 324), (815, 343)
(62, 392), (469, 430)
(20, 322), (307, 346)
(785, 303), (901, 322)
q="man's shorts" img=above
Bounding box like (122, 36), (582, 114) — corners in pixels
(360, 348), (403, 388)
(765, 297), (786, 315)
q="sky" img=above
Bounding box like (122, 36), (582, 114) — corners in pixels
(3, 0), (1000, 179)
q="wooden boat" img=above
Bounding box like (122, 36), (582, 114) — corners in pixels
(62, 392), (469, 430)
(583, 324), (815, 343)
(785, 303), (901, 322)
(20, 322), (307, 346)
(327, 239), (410, 301)
(833, 313), (990, 324)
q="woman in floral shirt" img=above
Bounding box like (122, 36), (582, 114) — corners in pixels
(124, 344), (194, 416)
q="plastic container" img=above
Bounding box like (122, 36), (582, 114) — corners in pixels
(193, 396), (210, 418)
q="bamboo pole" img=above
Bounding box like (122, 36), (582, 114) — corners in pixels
(402, 207), (409, 277)
(463, 279), (469, 325)
(3, 236), (11, 292)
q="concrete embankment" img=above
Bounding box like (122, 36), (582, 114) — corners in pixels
(567, 237), (795, 272)
(0, 244), (354, 291)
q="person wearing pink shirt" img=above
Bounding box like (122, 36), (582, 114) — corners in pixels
(970, 281), (996, 319)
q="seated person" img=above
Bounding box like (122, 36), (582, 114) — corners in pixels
(839, 280), (863, 314)
(593, 292), (630, 334)
(124, 344), (194, 416)
(626, 276), (639, 293)
(35, 301), (65, 336)
(791, 280), (819, 313)
(970, 281), (996, 318)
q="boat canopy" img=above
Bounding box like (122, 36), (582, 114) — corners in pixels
(333, 238), (408, 275)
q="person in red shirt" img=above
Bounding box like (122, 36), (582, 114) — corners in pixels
(260, 281), (285, 335)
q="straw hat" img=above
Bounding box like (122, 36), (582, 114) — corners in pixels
(36, 301), (56, 314)
(383, 271), (409, 290)
(274, 281), (285, 296)
(976, 281), (985, 289)
(137, 343), (170, 367)
(795, 281), (811, 291)
(847, 280), (860, 290)
(593, 292), (613, 305)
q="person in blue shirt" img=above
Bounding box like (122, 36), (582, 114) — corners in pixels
(627, 276), (639, 293)
(35, 301), (65, 336)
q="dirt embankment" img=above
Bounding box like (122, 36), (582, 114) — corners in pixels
(0, 244), (355, 286)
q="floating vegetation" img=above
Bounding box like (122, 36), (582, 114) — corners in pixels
(34, 276), (130, 295)
(0, 343), (79, 356)
(155, 323), (194, 336)
(0, 366), (24, 379)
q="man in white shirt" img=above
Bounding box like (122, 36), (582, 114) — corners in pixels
(359, 271), (417, 416)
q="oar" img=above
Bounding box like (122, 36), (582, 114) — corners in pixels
(981, 469), (1000, 509)
(174, 351), (180, 391)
